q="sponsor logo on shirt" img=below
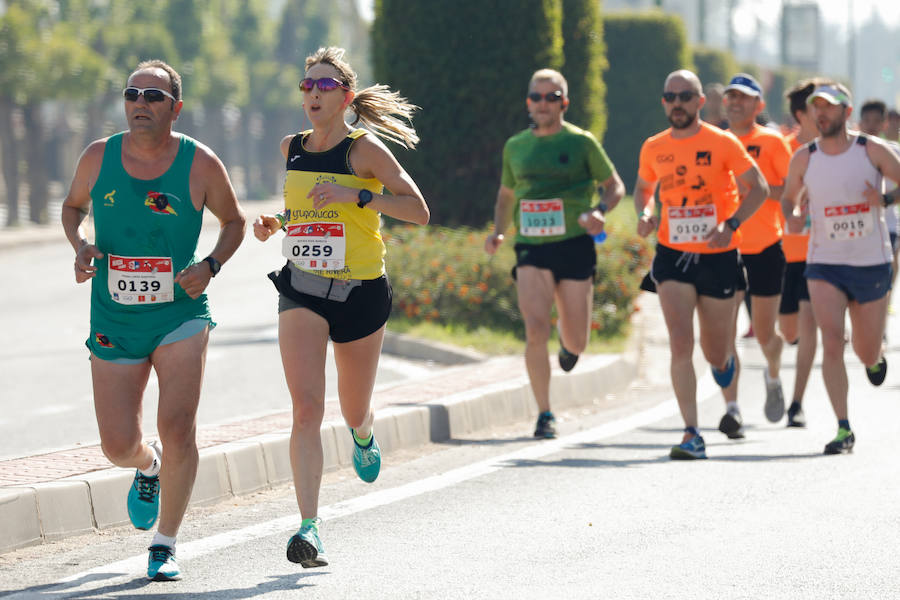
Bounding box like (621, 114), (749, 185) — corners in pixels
(695, 151), (711, 166)
(145, 191), (179, 215)
(103, 190), (116, 207)
(747, 145), (761, 159)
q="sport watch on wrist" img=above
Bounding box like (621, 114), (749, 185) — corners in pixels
(884, 193), (896, 207)
(203, 256), (221, 277)
(357, 189), (374, 209)
(725, 217), (741, 232)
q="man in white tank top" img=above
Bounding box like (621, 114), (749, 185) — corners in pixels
(781, 83), (900, 455)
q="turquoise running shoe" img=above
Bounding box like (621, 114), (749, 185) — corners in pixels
(351, 430), (381, 483)
(147, 545), (181, 581)
(287, 518), (328, 568)
(670, 434), (707, 460)
(127, 471), (160, 530)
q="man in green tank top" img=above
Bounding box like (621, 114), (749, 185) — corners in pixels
(485, 69), (624, 439)
(61, 60), (245, 582)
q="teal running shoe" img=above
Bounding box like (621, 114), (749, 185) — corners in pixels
(534, 411), (557, 439)
(351, 430), (381, 483)
(127, 471), (160, 530)
(670, 434), (707, 460)
(287, 518), (328, 568)
(711, 356), (735, 388)
(824, 428), (855, 455)
(147, 545), (180, 581)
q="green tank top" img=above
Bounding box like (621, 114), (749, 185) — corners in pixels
(89, 132), (211, 336)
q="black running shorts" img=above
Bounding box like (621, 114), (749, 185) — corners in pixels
(645, 244), (742, 299)
(741, 240), (786, 297)
(512, 234), (596, 283)
(779, 261), (810, 314)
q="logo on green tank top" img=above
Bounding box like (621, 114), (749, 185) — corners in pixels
(144, 191), (179, 215)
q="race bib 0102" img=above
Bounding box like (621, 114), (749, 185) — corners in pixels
(824, 202), (873, 241)
(107, 255), (174, 305)
(667, 205), (717, 244)
(283, 222), (346, 270)
(520, 199), (565, 237)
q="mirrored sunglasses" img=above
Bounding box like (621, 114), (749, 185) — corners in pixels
(527, 91), (563, 103)
(123, 87), (177, 103)
(299, 77), (349, 92)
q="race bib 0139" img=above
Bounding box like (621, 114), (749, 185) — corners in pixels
(283, 222), (346, 270)
(107, 255), (174, 305)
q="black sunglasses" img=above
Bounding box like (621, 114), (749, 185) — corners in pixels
(662, 91), (698, 103)
(527, 91), (563, 103)
(123, 87), (177, 103)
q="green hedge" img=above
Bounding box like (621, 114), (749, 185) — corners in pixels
(603, 12), (692, 191)
(692, 45), (739, 89)
(562, 0), (608, 140)
(373, 0), (563, 226)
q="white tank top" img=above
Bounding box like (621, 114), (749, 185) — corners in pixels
(885, 140), (899, 234)
(804, 134), (892, 266)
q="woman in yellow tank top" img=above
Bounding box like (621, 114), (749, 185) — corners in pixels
(253, 47), (429, 568)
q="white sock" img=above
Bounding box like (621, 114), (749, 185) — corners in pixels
(726, 401), (739, 414)
(151, 532), (176, 550)
(764, 370), (779, 384)
(139, 442), (162, 478)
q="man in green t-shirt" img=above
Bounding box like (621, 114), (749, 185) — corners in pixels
(61, 60), (245, 581)
(485, 68), (624, 439)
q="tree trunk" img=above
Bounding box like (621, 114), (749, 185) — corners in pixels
(0, 99), (21, 227)
(23, 104), (49, 224)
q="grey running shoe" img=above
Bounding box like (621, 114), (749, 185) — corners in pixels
(718, 410), (745, 439)
(764, 374), (785, 423)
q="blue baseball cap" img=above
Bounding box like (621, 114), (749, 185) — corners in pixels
(725, 73), (762, 97)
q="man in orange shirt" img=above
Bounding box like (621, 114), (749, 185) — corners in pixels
(717, 74), (793, 437)
(635, 69), (768, 460)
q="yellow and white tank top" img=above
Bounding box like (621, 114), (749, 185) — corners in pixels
(283, 129), (385, 280)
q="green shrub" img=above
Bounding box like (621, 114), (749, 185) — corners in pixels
(692, 45), (739, 88)
(373, 0), (564, 226)
(383, 213), (652, 341)
(603, 12), (692, 191)
(562, 0), (608, 140)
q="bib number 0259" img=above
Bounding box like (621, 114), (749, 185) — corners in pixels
(283, 222), (346, 270)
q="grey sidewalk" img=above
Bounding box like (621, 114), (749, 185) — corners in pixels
(0, 295), (649, 553)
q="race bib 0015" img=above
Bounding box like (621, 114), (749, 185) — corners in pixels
(520, 199), (565, 237)
(667, 205), (717, 244)
(107, 255), (174, 305)
(824, 202), (873, 241)
(283, 222), (346, 270)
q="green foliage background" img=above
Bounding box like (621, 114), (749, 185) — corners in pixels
(603, 13), (693, 191)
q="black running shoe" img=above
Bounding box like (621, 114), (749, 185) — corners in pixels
(786, 403), (806, 428)
(823, 428), (855, 455)
(558, 346), (579, 372)
(534, 411), (557, 439)
(865, 356), (887, 386)
(718, 410), (745, 439)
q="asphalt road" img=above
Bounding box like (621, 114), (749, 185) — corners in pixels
(2, 299), (898, 599)
(0, 219), (437, 460)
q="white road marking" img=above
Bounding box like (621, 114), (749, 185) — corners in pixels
(11, 375), (719, 598)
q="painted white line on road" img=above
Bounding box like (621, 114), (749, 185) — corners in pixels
(13, 374), (719, 599)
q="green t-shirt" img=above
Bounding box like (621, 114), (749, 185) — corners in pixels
(501, 121), (615, 245)
(88, 132), (211, 336)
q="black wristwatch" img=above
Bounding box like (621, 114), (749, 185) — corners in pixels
(594, 201), (608, 215)
(357, 189), (374, 208)
(203, 256), (221, 277)
(725, 217), (741, 232)
(884, 193), (896, 207)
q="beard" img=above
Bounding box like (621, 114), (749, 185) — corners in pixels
(816, 116), (845, 138)
(668, 109), (697, 130)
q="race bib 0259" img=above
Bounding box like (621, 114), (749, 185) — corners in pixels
(107, 255), (174, 305)
(283, 222), (346, 270)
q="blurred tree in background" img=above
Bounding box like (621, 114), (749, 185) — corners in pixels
(561, 0), (608, 141)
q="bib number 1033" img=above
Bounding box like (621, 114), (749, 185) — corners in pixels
(283, 222), (346, 270)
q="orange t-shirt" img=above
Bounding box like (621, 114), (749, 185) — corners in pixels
(782, 133), (810, 263)
(735, 125), (792, 254)
(638, 122), (756, 253)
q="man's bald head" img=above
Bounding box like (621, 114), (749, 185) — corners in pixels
(664, 70), (703, 95)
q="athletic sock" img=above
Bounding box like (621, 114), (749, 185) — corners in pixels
(139, 444), (162, 478)
(726, 401), (739, 414)
(301, 517), (319, 531)
(151, 532), (176, 550)
(685, 426), (701, 437)
(352, 428), (373, 448)
(838, 419), (851, 431)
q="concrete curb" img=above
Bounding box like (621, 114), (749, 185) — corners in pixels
(0, 306), (644, 553)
